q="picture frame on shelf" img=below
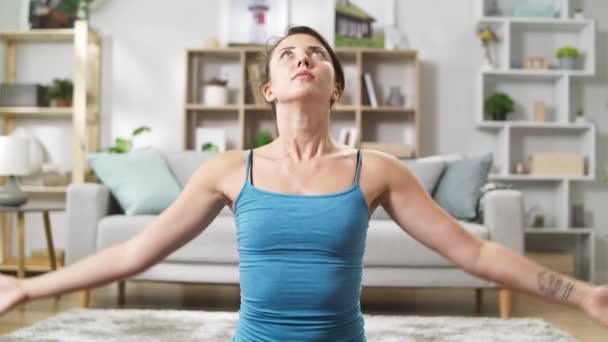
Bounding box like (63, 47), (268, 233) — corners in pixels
(195, 127), (226, 152)
(221, 0), (290, 47)
(335, 0), (388, 48)
(27, 0), (81, 29)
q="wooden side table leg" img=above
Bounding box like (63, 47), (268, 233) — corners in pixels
(16, 212), (25, 279)
(80, 290), (91, 308)
(42, 211), (61, 301)
(42, 211), (57, 270)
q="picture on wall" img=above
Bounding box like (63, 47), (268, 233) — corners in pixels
(335, 0), (386, 48)
(27, 0), (80, 29)
(224, 0), (290, 46)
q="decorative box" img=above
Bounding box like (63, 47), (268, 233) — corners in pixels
(528, 153), (585, 176)
(0, 83), (49, 106)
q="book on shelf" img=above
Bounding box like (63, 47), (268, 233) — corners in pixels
(246, 63), (266, 105)
(338, 127), (358, 147)
(363, 73), (378, 108)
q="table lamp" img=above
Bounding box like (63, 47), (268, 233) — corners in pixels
(0, 136), (30, 206)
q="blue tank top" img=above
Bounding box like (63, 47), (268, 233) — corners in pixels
(231, 149), (370, 341)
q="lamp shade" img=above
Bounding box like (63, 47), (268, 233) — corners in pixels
(0, 136), (30, 176)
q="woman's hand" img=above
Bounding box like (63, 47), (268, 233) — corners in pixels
(580, 286), (608, 327)
(0, 274), (27, 315)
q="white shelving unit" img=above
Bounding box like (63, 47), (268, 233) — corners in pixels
(474, 0), (596, 281)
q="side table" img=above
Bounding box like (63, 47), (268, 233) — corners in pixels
(0, 204), (65, 279)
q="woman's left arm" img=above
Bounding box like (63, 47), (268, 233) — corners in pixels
(377, 153), (608, 327)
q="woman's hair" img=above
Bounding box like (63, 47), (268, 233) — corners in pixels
(257, 26), (345, 112)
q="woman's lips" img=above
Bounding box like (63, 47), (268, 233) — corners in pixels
(292, 71), (314, 79)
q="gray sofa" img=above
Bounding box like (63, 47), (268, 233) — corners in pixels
(66, 150), (524, 318)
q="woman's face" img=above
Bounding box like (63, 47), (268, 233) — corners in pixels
(263, 34), (340, 107)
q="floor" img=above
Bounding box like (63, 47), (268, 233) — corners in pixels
(0, 252), (605, 341)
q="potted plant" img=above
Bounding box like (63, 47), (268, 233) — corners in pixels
(106, 126), (151, 153)
(484, 92), (514, 121)
(47, 78), (73, 107)
(575, 109), (585, 124)
(556, 46), (581, 70)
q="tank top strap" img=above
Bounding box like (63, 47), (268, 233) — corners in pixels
(354, 149), (362, 185)
(245, 149), (252, 185)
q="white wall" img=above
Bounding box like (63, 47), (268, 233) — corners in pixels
(0, 0), (607, 281)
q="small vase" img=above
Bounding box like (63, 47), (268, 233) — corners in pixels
(559, 57), (577, 70)
(491, 112), (507, 121)
(203, 85), (228, 106)
(385, 86), (405, 107)
(55, 97), (70, 107)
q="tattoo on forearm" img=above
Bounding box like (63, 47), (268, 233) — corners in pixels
(537, 271), (575, 301)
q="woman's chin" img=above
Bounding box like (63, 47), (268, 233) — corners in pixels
(283, 88), (328, 102)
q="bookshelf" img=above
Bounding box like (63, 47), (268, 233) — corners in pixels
(474, 0), (597, 281)
(0, 21), (101, 273)
(0, 20), (101, 192)
(183, 47), (420, 157)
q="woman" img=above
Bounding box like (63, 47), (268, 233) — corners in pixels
(0, 26), (606, 340)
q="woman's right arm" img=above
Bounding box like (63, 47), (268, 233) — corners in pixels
(0, 151), (237, 313)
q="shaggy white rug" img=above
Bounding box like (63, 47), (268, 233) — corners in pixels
(0, 308), (577, 341)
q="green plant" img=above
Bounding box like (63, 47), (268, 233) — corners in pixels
(556, 46), (581, 59)
(201, 142), (219, 152)
(57, 0), (81, 15)
(253, 131), (273, 148)
(106, 126), (151, 153)
(484, 92), (514, 120)
(47, 78), (73, 102)
(576, 109), (584, 117)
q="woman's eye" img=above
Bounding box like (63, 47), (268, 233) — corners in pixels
(311, 50), (324, 57)
(280, 50), (292, 58)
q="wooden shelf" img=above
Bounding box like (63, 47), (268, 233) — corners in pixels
(0, 256), (63, 273)
(362, 106), (416, 113)
(0, 106), (72, 117)
(185, 47), (420, 152)
(334, 105), (357, 112)
(0, 28), (100, 43)
(244, 104), (271, 111)
(185, 103), (240, 111)
(21, 185), (68, 194)
(1, 20), (101, 186)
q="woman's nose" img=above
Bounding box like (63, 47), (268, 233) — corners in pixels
(297, 56), (310, 68)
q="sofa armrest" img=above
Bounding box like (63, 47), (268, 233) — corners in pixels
(482, 189), (525, 254)
(65, 183), (114, 265)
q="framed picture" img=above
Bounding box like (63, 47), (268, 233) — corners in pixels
(221, 0), (290, 46)
(26, 0), (79, 29)
(335, 0), (393, 48)
(195, 127), (226, 153)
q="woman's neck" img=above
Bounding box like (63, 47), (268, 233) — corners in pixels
(273, 103), (335, 161)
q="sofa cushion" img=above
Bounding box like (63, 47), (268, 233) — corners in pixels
(97, 214), (239, 264)
(86, 148), (182, 215)
(371, 158), (447, 220)
(160, 150), (218, 187)
(433, 153), (493, 221)
(363, 219), (489, 267)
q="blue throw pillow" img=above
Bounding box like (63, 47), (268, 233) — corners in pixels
(432, 153), (493, 221)
(86, 148), (182, 215)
